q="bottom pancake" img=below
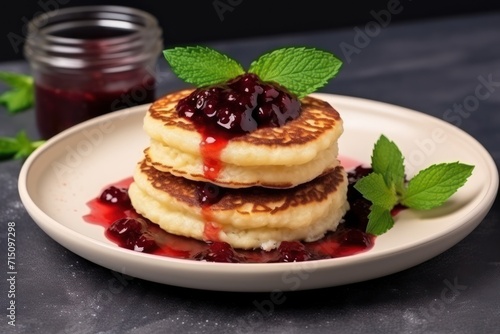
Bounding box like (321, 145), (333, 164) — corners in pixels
(129, 160), (350, 250)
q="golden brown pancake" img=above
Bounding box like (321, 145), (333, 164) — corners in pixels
(142, 89), (343, 187)
(144, 140), (340, 188)
(129, 159), (349, 250)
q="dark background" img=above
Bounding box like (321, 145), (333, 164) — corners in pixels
(1, 0), (500, 62)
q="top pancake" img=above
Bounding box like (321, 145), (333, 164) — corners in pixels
(144, 89), (343, 167)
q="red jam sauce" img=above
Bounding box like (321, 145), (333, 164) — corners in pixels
(176, 73), (300, 182)
(82, 164), (393, 263)
(35, 71), (156, 139)
(176, 73), (301, 135)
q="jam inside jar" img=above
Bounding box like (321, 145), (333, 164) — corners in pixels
(24, 5), (163, 139)
(33, 67), (156, 139)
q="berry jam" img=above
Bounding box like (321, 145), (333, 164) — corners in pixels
(176, 73), (301, 182)
(82, 164), (396, 263)
(35, 74), (156, 139)
(177, 73), (301, 134)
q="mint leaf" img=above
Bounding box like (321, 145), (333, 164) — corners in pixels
(366, 205), (394, 235)
(0, 136), (19, 160)
(0, 130), (44, 161)
(401, 162), (474, 210)
(371, 134), (405, 194)
(162, 46), (343, 98)
(248, 47), (343, 98)
(163, 46), (244, 87)
(353, 135), (475, 236)
(354, 172), (398, 210)
(0, 72), (34, 113)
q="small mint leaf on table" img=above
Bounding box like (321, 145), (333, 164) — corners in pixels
(14, 130), (45, 159)
(248, 47), (343, 98)
(163, 46), (245, 87)
(0, 71), (34, 113)
(0, 130), (44, 161)
(371, 134), (406, 195)
(366, 205), (394, 236)
(0, 136), (19, 160)
(401, 162), (474, 210)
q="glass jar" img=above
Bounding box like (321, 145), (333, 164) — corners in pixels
(24, 5), (163, 139)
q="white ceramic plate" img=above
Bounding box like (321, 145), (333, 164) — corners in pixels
(18, 93), (498, 292)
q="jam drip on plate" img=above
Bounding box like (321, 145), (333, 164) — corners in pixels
(82, 165), (394, 263)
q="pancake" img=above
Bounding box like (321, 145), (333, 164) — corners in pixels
(142, 88), (343, 187)
(129, 159), (349, 250)
(144, 139), (340, 188)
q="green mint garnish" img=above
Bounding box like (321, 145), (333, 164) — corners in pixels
(371, 135), (406, 195)
(163, 46), (343, 98)
(367, 205), (394, 236)
(0, 71), (34, 113)
(0, 130), (44, 161)
(248, 47), (343, 98)
(354, 135), (474, 236)
(401, 162), (475, 210)
(163, 46), (244, 87)
(354, 172), (398, 210)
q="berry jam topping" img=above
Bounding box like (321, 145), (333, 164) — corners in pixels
(176, 73), (301, 134)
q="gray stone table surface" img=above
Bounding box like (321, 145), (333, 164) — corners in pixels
(1, 10), (500, 334)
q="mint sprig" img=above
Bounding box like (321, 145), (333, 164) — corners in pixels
(0, 72), (41, 161)
(0, 71), (34, 113)
(163, 46), (343, 98)
(0, 130), (44, 161)
(354, 135), (474, 235)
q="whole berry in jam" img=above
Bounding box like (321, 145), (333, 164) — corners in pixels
(347, 165), (373, 187)
(107, 218), (158, 253)
(196, 182), (224, 205)
(133, 233), (158, 253)
(98, 186), (131, 207)
(195, 241), (242, 263)
(343, 198), (371, 232)
(339, 229), (372, 247)
(343, 165), (373, 231)
(277, 241), (311, 262)
(107, 218), (142, 248)
(176, 73), (301, 134)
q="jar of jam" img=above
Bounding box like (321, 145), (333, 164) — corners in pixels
(24, 5), (163, 139)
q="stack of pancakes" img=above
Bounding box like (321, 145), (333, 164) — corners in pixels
(129, 89), (350, 250)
